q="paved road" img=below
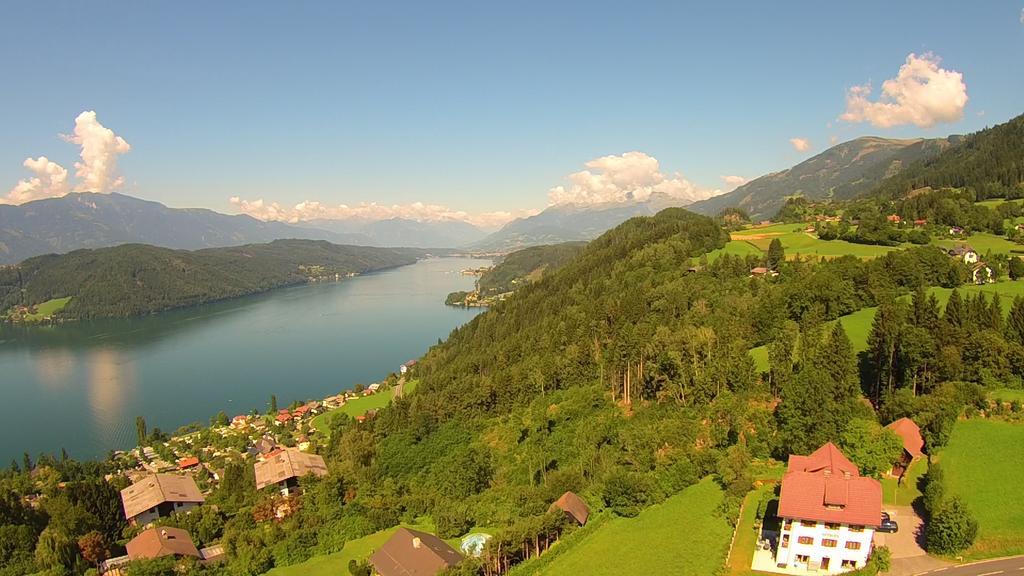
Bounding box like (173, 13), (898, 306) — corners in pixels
(909, 556), (1024, 576)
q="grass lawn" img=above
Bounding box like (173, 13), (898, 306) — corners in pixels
(728, 483), (778, 576)
(265, 522), (434, 576)
(989, 388), (1024, 403)
(535, 478), (732, 576)
(21, 296), (72, 321)
(940, 419), (1024, 559)
(311, 380), (420, 435)
(935, 233), (1024, 257)
(732, 223), (807, 237)
(704, 240), (764, 263)
(881, 457), (926, 507)
(749, 306), (877, 372)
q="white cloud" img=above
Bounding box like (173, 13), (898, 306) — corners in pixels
(790, 138), (811, 152)
(840, 52), (968, 128)
(720, 175), (748, 189)
(61, 110), (131, 192)
(829, 135), (840, 145)
(546, 151), (720, 206)
(228, 197), (536, 230)
(5, 111), (131, 205)
(2, 156), (70, 205)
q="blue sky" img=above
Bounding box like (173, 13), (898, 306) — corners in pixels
(1, 1), (1022, 225)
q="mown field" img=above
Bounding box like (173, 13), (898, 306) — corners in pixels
(940, 419), (1024, 559)
(310, 380), (418, 434)
(526, 478), (732, 576)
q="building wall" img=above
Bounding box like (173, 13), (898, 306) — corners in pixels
(129, 501), (199, 527)
(775, 518), (874, 573)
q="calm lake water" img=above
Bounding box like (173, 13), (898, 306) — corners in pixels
(0, 257), (486, 463)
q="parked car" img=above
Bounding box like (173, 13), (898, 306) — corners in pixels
(878, 512), (899, 533)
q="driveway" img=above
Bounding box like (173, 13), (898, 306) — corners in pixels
(876, 506), (951, 576)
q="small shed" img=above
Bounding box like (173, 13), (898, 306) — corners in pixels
(550, 491), (590, 526)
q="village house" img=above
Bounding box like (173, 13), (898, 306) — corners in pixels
(750, 267), (780, 278)
(230, 415), (249, 429)
(254, 446), (328, 495)
(972, 262), (995, 285)
(550, 491), (590, 526)
(774, 443), (881, 573)
(120, 474), (205, 526)
(913, 219), (927, 227)
(886, 214), (901, 224)
(100, 527), (224, 575)
(177, 457), (200, 471)
(400, 359), (417, 375)
(949, 226), (964, 235)
(948, 245), (979, 264)
(885, 418), (924, 477)
(370, 527), (463, 576)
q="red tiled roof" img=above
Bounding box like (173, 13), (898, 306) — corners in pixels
(778, 443), (882, 527)
(178, 457), (199, 469)
(886, 417), (924, 458)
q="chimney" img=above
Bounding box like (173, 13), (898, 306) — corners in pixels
(412, 537), (422, 549)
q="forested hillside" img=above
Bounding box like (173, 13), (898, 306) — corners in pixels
(446, 242), (586, 305)
(0, 240), (424, 320)
(871, 113), (1024, 201)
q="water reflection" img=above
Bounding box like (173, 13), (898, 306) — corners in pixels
(32, 348), (76, 391)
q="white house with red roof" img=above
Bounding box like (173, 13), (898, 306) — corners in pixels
(775, 443), (881, 573)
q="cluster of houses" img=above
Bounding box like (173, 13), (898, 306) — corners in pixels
(947, 244), (995, 284)
(760, 418), (925, 575)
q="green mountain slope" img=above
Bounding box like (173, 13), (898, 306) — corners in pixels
(690, 136), (955, 220)
(0, 239), (424, 320)
(446, 242), (587, 305)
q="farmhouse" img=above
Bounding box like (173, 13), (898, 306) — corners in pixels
(127, 527), (201, 561)
(254, 447), (328, 495)
(120, 474), (205, 526)
(550, 491), (590, 526)
(972, 263), (995, 285)
(774, 443), (881, 573)
(400, 359), (417, 375)
(370, 527), (463, 576)
(885, 417), (924, 477)
(948, 245), (979, 264)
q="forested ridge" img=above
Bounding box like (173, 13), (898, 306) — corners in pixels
(0, 240), (425, 320)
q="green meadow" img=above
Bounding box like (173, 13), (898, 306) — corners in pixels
(310, 380), (418, 434)
(940, 419), (1024, 559)
(265, 522), (434, 576)
(532, 478), (731, 576)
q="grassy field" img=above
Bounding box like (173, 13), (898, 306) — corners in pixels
(728, 483), (778, 576)
(265, 522), (434, 576)
(935, 233), (1024, 257)
(989, 388), (1024, 403)
(704, 240), (764, 263)
(311, 379), (420, 434)
(940, 419), (1024, 559)
(20, 296), (72, 321)
(535, 478), (731, 576)
(750, 306), (877, 372)
(881, 457), (926, 507)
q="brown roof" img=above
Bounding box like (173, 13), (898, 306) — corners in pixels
(778, 443), (881, 527)
(254, 447), (328, 490)
(126, 527), (201, 560)
(886, 417), (925, 458)
(120, 474), (204, 520)
(550, 491), (590, 525)
(370, 527), (462, 576)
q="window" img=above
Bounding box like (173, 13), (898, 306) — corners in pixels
(848, 525), (864, 532)
(797, 536), (814, 545)
(781, 535), (790, 548)
(800, 520), (817, 528)
(795, 555), (810, 564)
(842, 560), (857, 569)
(825, 523), (841, 530)
(845, 541), (862, 550)
(823, 539), (837, 548)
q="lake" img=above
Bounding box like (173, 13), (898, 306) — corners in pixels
(0, 257), (486, 463)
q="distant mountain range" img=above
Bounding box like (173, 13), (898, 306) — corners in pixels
(0, 193), (481, 264)
(688, 136), (958, 220)
(469, 193), (688, 253)
(298, 217), (487, 249)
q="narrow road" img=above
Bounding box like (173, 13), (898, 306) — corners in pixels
(911, 556), (1024, 576)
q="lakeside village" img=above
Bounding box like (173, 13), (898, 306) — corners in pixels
(70, 359), (417, 574)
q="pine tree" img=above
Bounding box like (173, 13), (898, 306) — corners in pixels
(767, 238), (785, 270)
(270, 394), (278, 414)
(866, 299), (903, 403)
(1006, 296), (1024, 345)
(988, 292), (1004, 332)
(826, 322), (860, 402)
(944, 289), (964, 330)
(135, 416), (147, 446)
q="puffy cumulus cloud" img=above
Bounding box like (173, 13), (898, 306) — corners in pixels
(790, 137), (811, 152)
(228, 197), (537, 230)
(720, 175), (749, 189)
(2, 156), (70, 205)
(840, 53), (968, 128)
(546, 151), (719, 206)
(61, 110), (131, 192)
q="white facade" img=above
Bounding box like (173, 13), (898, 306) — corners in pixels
(963, 250), (979, 264)
(775, 518), (874, 573)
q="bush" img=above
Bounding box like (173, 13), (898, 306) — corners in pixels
(602, 470), (654, 517)
(435, 504), (473, 539)
(922, 463), (946, 516)
(925, 497), (978, 555)
(348, 559), (372, 576)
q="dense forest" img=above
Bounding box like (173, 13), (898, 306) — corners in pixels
(0, 240), (426, 320)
